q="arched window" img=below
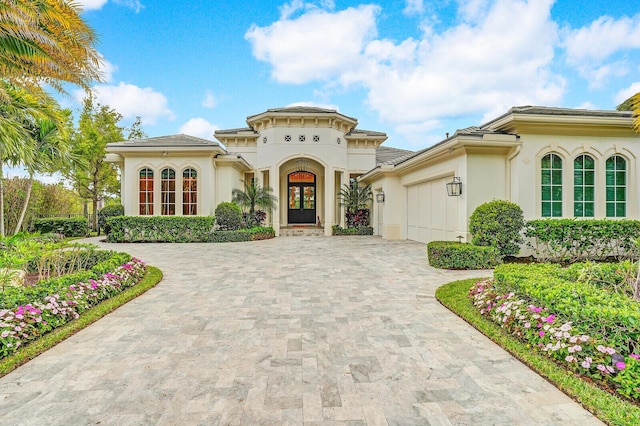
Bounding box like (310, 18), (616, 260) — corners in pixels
(161, 168), (176, 215)
(541, 153), (562, 217)
(606, 156), (626, 217)
(183, 168), (197, 215)
(574, 155), (595, 217)
(139, 168), (153, 215)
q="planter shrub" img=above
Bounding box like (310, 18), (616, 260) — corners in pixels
(98, 205), (124, 236)
(427, 241), (502, 269)
(215, 202), (243, 231)
(31, 217), (88, 238)
(524, 219), (640, 262)
(469, 200), (525, 257)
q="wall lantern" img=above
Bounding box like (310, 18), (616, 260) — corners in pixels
(446, 177), (462, 196)
(376, 191), (385, 203)
(296, 158), (308, 172)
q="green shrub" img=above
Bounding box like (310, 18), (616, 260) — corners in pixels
(524, 219), (640, 262)
(493, 263), (640, 353)
(215, 202), (243, 231)
(31, 217), (88, 238)
(107, 216), (216, 242)
(98, 205), (124, 235)
(332, 225), (373, 235)
(564, 260), (638, 298)
(427, 241), (502, 269)
(469, 200), (524, 257)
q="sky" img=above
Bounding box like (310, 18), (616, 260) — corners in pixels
(6, 0), (640, 181)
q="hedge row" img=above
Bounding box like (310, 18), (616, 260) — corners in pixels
(332, 225), (374, 236)
(31, 217), (88, 238)
(107, 216), (274, 243)
(493, 263), (640, 353)
(525, 219), (640, 262)
(427, 241), (502, 270)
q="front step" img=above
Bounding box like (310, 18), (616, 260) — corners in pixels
(279, 226), (325, 237)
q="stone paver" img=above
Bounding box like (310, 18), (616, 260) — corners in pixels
(0, 237), (602, 425)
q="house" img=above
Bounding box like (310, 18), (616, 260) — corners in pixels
(105, 105), (639, 243)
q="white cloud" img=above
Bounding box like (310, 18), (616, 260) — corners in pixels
(179, 118), (219, 140)
(201, 90), (218, 109)
(615, 82), (640, 105)
(403, 0), (424, 16)
(563, 14), (640, 65)
(99, 56), (118, 83)
(114, 0), (144, 13)
(84, 82), (174, 125)
(76, 0), (108, 11)
(245, 5), (380, 84)
(246, 0), (565, 142)
(76, 0), (143, 13)
(575, 101), (597, 110)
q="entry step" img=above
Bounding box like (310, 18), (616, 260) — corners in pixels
(279, 226), (325, 237)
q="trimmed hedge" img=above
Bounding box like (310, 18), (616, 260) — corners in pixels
(332, 225), (374, 235)
(31, 217), (88, 238)
(98, 205), (124, 235)
(107, 216), (216, 242)
(524, 219), (640, 262)
(493, 263), (640, 353)
(215, 202), (243, 231)
(107, 216), (274, 243)
(469, 200), (525, 256)
(427, 241), (502, 270)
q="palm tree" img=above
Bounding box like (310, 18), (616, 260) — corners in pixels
(232, 180), (278, 226)
(631, 93), (640, 133)
(13, 113), (75, 234)
(0, 0), (102, 92)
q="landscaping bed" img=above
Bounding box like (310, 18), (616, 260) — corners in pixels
(0, 234), (156, 365)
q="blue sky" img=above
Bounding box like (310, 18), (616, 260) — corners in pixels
(6, 0), (640, 181)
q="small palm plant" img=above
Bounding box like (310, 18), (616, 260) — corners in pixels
(232, 180), (278, 227)
(338, 182), (373, 228)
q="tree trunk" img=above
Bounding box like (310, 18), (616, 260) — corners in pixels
(634, 265), (640, 302)
(13, 173), (33, 235)
(92, 196), (98, 231)
(0, 160), (4, 238)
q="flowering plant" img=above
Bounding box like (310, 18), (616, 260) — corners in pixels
(470, 278), (639, 400)
(0, 258), (145, 359)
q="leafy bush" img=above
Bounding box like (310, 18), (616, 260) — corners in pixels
(344, 209), (370, 228)
(564, 260), (638, 298)
(493, 263), (640, 354)
(107, 216), (274, 243)
(469, 200), (524, 257)
(524, 219), (640, 262)
(98, 205), (124, 235)
(470, 278), (640, 402)
(107, 216), (216, 242)
(243, 210), (267, 227)
(31, 217), (88, 238)
(332, 225), (373, 235)
(427, 241), (502, 269)
(215, 202), (243, 231)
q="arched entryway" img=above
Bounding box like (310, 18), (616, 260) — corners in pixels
(287, 171), (316, 224)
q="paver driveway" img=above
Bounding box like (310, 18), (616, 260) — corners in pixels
(0, 236), (602, 425)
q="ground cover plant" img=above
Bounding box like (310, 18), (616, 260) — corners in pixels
(437, 278), (640, 426)
(0, 234), (150, 361)
(442, 259), (640, 424)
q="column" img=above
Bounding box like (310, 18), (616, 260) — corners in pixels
(271, 166), (280, 236)
(324, 167), (335, 236)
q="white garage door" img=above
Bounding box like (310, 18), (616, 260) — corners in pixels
(407, 178), (458, 243)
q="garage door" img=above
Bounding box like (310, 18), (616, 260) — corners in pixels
(407, 178), (458, 243)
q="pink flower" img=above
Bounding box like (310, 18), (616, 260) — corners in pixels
(630, 354), (640, 360)
(565, 355), (577, 363)
(539, 331), (545, 337)
(616, 362), (626, 370)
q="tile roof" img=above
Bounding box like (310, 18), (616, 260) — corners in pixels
(107, 134), (220, 148)
(376, 146), (415, 165)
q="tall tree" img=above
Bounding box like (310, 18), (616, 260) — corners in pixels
(617, 92), (640, 133)
(127, 116), (147, 140)
(63, 97), (123, 230)
(13, 111), (74, 234)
